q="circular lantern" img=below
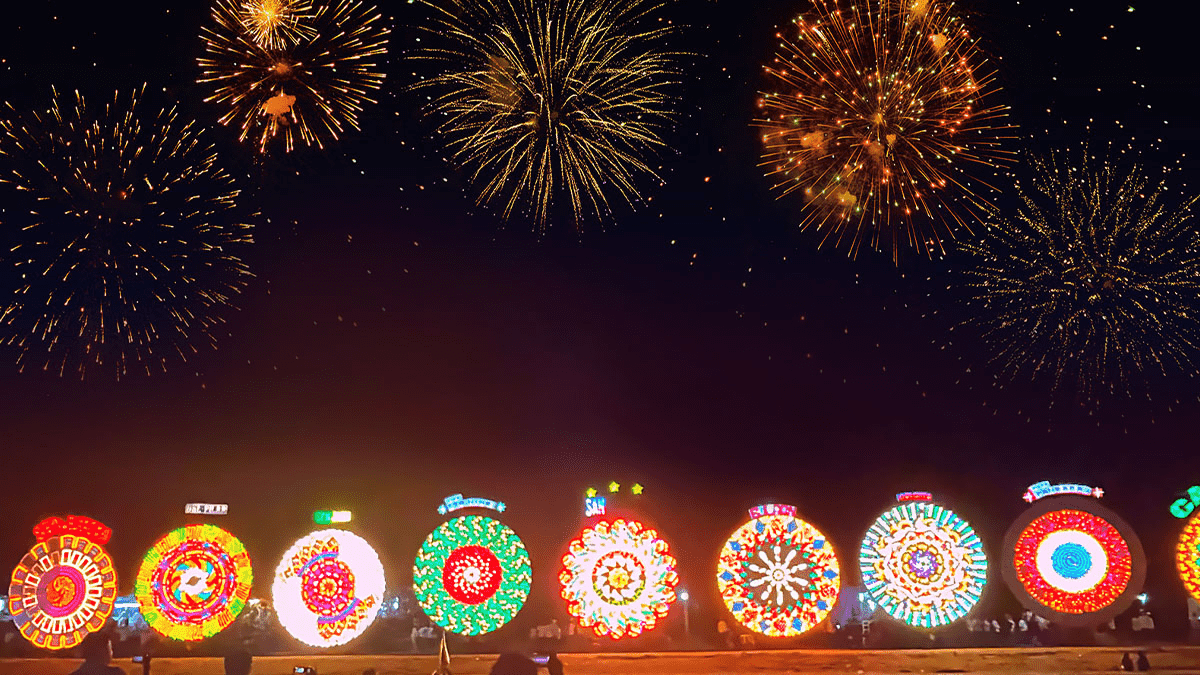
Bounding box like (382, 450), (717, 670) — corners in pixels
(1002, 496), (1145, 627)
(716, 513), (840, 637)
(1179, 512), (1200, 604)
(859, 501), (987, 628)
(135, 524), (253, 641)
(560, 519), (678, 639)
(8, 535), (117, 650)
(273, 529), (385, 647)
(414, 515), (532, 635)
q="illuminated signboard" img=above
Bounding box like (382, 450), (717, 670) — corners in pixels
(584, 497), (607, 517)
(1022, 481), (1103, 503)
(896, 492), (933, 503)
(1172, 486), (1200, 519)
(184, 503), (228, 516)
(32, 515), (112, 544)
(437, 494), (506, 515)
(747, 503), (797, 519)
(313, 510), (352, 524)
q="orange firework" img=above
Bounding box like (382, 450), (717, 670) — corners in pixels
(756, 0), (1012, 262)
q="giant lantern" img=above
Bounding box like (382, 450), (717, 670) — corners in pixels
(135, 524), (254, 641)
(716, 504), (840, 637)
(1173, 486), (1200, 606)
(273, 528), (385, 648)
(414, 494), (532, 636)
(1002, 481), (1145, 627)
(561, 518), (678, 639)
(8, 516), (117, 650)
(859, 493), (987, 629)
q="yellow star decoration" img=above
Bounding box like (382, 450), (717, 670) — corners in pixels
(631, 483), (644, 495)
(608, 481), (620, 493)
(586, 487), (598, 498)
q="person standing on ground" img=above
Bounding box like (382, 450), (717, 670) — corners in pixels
(224, 651), (252, 675)
(70, 633), (124, 675)
(716, 619), (732, 650)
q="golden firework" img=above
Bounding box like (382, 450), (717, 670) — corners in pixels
(199, 0), (389, 153)
(957, 147), (1200, 403)
(757, 0), (1012, 262)
(0, 87), (254, 379)
(413, 0), (681, 230)
(240, 0), (317, 49)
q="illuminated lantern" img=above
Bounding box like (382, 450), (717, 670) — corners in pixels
(560, 519), (678, 639)
(8, 516), (117, 650)
(135, 524), (253, 641)
(859, 500), (987, 628)
(1177, 512), (1200, 605)
(273, 529), (385, 647)
(716, 508), (840, 637)
(414, 515), (532, 635)
(1002, 494), (1145, 627)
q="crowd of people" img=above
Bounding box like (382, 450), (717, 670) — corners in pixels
(62, 629), (564, 675)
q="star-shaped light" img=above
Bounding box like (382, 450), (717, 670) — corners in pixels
(608, 481), (620, 493)
(631, 483), (644, 495)
(586, 487), (598, 498)
(1091, 487), (1105, 499)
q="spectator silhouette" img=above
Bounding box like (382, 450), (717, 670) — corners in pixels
(1121, 652), (1134, 671)
(489, 653), (537, 675)
(71, 632), (124, 675)
(1136, 651), (1150, 671)
(546, 653), (564, 675)
(224, 650), (252, 675)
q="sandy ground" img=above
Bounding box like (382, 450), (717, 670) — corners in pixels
(3, 648), (1200, 675)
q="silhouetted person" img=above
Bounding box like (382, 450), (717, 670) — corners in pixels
(546, 653), (564, 675)
(71, 633), (124, 675)
(489, 653), (537, 675)
(1136, 651), (1150, 671)
(1121, 652), (1135, 671)
(224, 650), (252, 675)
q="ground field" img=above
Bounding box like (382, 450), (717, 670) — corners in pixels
(3, 648), (1200, 675)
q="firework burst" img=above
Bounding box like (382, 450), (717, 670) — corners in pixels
(199, 0), (389, 153)
(757, 0), (1011, 262)
(240, 0), (317, 49)
(413, 0), (681, 230)
(956, 147), (1200, 404)
(0, 87), (255, 379)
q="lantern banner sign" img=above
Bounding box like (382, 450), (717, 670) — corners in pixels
(184, 504), (228, 516)
(1023, 481), (1104, 503)
(437, 494), (506, 515)
(747, 503), (797, 519)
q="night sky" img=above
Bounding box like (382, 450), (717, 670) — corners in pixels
(1, 0), (1197, 637)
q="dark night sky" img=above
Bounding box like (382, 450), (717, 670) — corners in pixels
(1, 0), (1197, 635)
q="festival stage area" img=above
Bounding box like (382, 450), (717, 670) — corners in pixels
(3, 648), (1200, 675)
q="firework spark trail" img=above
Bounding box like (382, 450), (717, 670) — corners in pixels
(413, 0), (682, 230)
(0, 87), (255, 379)
(756, 0), (1012, 263)
(956, 147), (1200, 404)
(199, 0), (389, 153)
